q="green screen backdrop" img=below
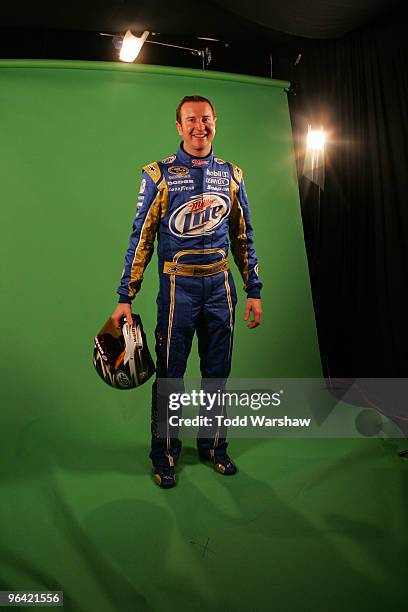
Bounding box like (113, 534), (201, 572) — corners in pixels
(0, 60), (321, 388)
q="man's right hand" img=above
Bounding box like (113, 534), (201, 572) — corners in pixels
(111, 303), (133, 329)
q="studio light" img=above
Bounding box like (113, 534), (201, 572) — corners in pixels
(119, 30), (149, 62)
(306, 126), (326, 151)
(100, 31), (213, 68)
(303, 125), (326, 190)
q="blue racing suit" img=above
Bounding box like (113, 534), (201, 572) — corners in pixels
(117, 145), (262, 467)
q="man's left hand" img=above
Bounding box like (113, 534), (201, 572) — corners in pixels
(244, 298), (262, 329)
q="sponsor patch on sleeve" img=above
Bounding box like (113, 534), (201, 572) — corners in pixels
(231, 163), (243, 183)
(143, 161), (161, 184)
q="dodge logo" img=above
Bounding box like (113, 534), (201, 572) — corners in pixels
(169, 193), (230, 237)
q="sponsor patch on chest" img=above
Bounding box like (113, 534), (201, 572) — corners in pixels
(168, 166), (189, 176)
(207, 177), (229, 186)
(169, 193), (230, 237)
(192, 158), (210, 167)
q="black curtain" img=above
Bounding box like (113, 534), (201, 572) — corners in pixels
(275, 8), (408, 376)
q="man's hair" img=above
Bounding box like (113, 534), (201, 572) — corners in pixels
(176, 95), (216, 124)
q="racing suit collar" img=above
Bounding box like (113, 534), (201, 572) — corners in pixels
(176, 143), (214, 166)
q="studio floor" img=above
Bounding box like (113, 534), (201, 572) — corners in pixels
(1, 416), (407, 611)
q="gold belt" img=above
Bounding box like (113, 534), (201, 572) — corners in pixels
(163, 259), (229, 277)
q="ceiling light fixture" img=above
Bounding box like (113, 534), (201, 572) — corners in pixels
(119, 30), (150, 63)
(100, 31), (212, 68)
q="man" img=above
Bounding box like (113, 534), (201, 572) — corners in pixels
(111, 95), (262, 488)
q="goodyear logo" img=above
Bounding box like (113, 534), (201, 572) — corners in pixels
(168, 166), (189, 176)
(161, 155), (176, 164)
(169, 193), (230, 237)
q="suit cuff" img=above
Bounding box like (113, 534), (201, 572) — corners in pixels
(118, 294), (132, 304)
(247, 290), (261, 299)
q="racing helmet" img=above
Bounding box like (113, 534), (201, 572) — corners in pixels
(93, 313), (155, 389)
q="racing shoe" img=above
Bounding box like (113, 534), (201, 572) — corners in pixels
(153, 465), (176, 489)
(200, 452), (237, 476)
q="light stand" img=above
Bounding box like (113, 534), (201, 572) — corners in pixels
(100, 32), (212, 69)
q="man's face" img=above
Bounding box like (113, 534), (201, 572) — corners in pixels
(176, 101), (216, 157)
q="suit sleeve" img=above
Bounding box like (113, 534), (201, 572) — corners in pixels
(228, 165), (263, 299)
(117, 165), (165, 302)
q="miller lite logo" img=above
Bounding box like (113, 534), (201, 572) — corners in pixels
(169, 193), (230, 237)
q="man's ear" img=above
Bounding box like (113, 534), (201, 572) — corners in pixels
(176, 121), (183, 136)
